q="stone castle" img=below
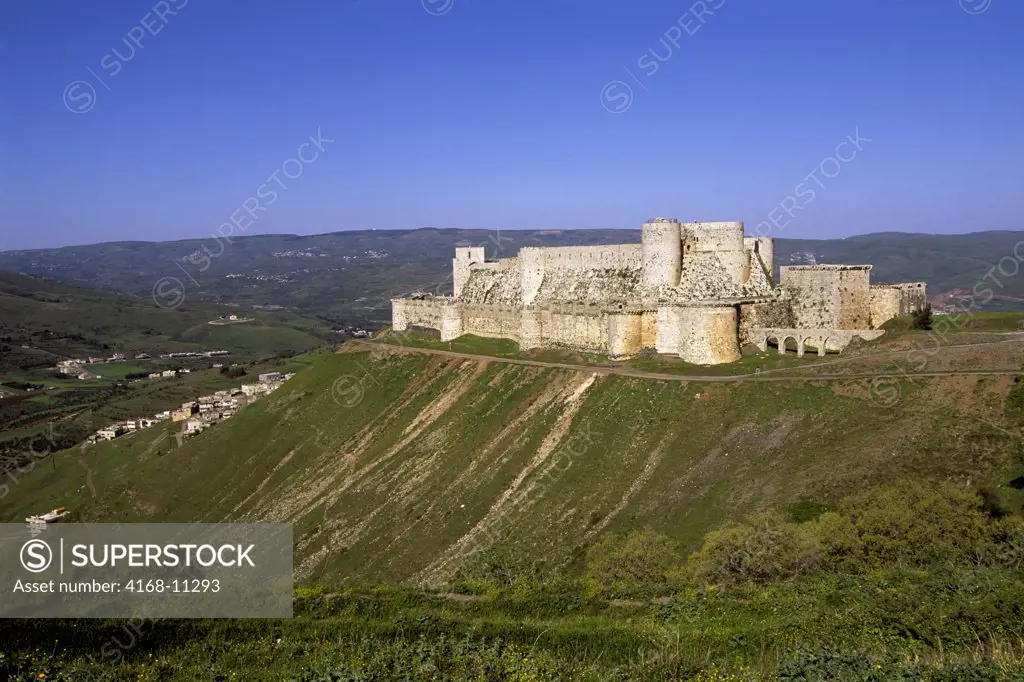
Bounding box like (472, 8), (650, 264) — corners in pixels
(391, 219), (927, 365)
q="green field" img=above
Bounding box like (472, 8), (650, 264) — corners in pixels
(0, 269), (333, 376)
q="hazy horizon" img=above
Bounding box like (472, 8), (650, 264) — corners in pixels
(5, 224), (1024, 255)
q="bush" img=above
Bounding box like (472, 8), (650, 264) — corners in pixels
(220, 365), (246, 378)
(687, 482), (1022, 586)
(776, 648), (879, 681)
(912, 303), (933, 330)
(818, 482), (991, 573)
(686, 512), (821, 586)
(584, 529), (681, 591)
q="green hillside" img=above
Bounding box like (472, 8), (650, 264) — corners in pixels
(3, 338), (1024, 679)
(0, 269), (333, 372)
(4, 343), (1022, 586)
(0, 270), (337, 486)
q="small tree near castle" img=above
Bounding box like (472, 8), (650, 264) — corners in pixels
(911, 303), (933, 330)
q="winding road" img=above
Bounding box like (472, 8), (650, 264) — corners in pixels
(351, 339), (1023, 383)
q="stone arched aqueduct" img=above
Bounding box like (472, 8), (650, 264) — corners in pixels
(750, 328), (885, 357)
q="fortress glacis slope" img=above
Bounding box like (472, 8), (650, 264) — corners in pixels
(391, 219), (927, 365)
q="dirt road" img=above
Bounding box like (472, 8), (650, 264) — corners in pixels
(351, 340), (1022, 383)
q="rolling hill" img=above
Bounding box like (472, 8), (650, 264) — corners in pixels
(0, 269), (334, 374)
(4, 338), (1022, 587)
(3, 229), (1024, 327)
(3, 332), (1024, 679)
(0, 270), (337, 480)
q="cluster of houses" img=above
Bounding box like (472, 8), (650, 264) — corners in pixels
(158, 350), (230, 359)
(55, 350), (229, 381)
(56, 353), (138, 379)
(148, 368), (191, 380)
(335, 327), (371, 338)
(89, 411), (173, 442)
(208, 315), (254, 326)
(86, 371), (294, 444)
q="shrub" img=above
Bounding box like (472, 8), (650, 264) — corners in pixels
(818, 482), (991, 573)
(776, 648), (879, 682)
(686, 512), (821, 586)
(912, 303), (933, 330)
(687, 482), (1022, 586)
(584, 529), (681, 591)
(985, 515), (1024, 569)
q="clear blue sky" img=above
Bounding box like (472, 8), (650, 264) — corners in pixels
(2, 0), (1021, 250)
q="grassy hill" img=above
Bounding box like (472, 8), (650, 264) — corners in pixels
(3, 335), (1024, 679)
(4, 340), (1022, 586)
(3, 229), (1023, 327)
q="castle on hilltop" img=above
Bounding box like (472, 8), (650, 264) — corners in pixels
(391, 219), (927, 365)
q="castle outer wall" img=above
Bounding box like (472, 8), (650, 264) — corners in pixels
(391, 219), (927, 365)
(869, 282), (928, 328)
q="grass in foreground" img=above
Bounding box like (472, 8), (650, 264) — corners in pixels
(3, 482), (1024, 681)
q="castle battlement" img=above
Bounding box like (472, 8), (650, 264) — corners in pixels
(391, 218), (927, 364)
(781, 264), (873, 271)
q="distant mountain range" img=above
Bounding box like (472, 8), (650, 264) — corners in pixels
(2, 228), (1023, 324)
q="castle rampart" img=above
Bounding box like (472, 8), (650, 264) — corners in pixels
(780, 265), (873, 330)
(869, 282), (928, 328)
(391, 218), (926, 364)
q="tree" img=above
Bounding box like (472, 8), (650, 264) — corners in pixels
(221, 365), (246, 379)
(911, 303), (933, 330)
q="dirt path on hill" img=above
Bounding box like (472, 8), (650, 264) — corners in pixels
(350, 340), (1022, 383)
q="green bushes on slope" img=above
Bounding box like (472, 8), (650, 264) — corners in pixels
(584, 528), (683, 591)
(685, 481), (1024, 586)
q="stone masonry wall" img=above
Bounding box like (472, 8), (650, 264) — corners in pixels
(641, 311), (658, 348)
(678, 305), (741, 365)
(869, 283), (928, 327)
(655, 305), (741, 364)
(837, 268), (872, 329)
(869, 287), (901, 329)
(738, 298), (793, 348)
(781, 265), (872, 330)
(744, 237), (774, 283)
(520, 245), (642, 304)
(539, 307), (609, 352)
(607, 313), (644, 357)
(781, 267), (840, 328)
(655, 307), (682, 355)
(461, 303), (522, 341)
(642, 219), (682, 288)
(459, 258), (521, 304)
(391, 298), (450, 331)
(535, 267), (642, 304)
(453, 247), (485, 298)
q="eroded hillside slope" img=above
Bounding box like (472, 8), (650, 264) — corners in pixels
(3, 345), (1022, 587)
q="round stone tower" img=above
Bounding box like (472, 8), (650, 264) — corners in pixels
(641, 218), (682, 289)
